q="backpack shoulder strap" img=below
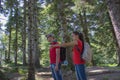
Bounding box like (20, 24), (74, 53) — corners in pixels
(75, 41), (84, 55)
(81, 41), (84, 55)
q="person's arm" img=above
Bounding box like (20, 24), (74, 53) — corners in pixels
(52, 40), (78, 47)
(55, 48), (60, 71)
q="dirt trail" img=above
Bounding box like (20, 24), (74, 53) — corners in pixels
(36, 67), (120, 80)
(5, 66), (120, 80)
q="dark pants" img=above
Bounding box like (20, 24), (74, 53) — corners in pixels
(75, 64), (87, 80)
(50, 64), (63, 80)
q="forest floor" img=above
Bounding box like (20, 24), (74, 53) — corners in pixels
(36, 66), (120, 80)
(1, 66), (120, 80)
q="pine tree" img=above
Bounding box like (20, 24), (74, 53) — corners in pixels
(22, 0), (27, 65)
(27, 0), (35, 79)
(107, 0), (120, 66)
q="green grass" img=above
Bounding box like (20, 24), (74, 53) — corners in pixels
(97, 63), (118, 67)
(108, 64), (117, 67)
(18, 68), (28, 75)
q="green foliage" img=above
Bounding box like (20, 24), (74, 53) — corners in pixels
(40, 35), (50, 66)
(18, 67), (28, 75)
(0, 0), (119, 68)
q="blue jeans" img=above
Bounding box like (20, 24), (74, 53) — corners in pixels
(50, 64), (63, 80)
(75, 64), (87, 80)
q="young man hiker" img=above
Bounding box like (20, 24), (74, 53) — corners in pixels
(51, 31), (87, 80)
(46, 34), (63, 80)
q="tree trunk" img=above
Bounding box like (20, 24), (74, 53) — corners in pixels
(14, 24), (18, 65)
(22, 0), (27, 65)
(117, 47), (120, 66)
(79, 8), (95, 66)
(8, 25), (11, 61)
(0, 0), (1, 6)
(82, 8), (90, 43)
(4, 50), (7, 60)
(27, 0), (35, 79)
(0, 50), (2, 65)
(79, 9), (90, 43)
(111, 23), (120, 66)
(14, 25), (18, 65)
(8, 9), (13, 61)
(33, 0), (40, 68)
(57, 0), (74, 71)
(107, 0), (120, 66)
(14, 8), (18, 66)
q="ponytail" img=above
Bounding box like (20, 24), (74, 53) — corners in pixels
(79, 32), (84, 42)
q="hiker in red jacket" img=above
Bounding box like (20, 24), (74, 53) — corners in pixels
(46, 33), (63, 80)
(51, 31), (87, 80)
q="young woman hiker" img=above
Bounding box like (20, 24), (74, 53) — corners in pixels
(51, 31), (87, 80)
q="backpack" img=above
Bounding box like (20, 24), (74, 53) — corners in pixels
(52, 41), (66, 62)
(60, 47), (66, 62)
(76, 42), (92, 63)
(82, 42), (92, 63)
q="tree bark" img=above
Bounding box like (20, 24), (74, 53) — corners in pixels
(8, 9), (13, 61)
(14, 24), (18, 66)
(107, 0), (120, 66)
(33, 0), (40, 68)
(22, 0), (27, 65)
(8, 25), (11, 61)
(5, 50), (7, 60)
(57, 0), (74, 71)
(14, 8), (18, 66)
(0, 50), (2, 65)
(27, 0), (35, 79)
(82, 8), (90, 43)
(111, 22), (120, 66)
(79, 9), (90, 43)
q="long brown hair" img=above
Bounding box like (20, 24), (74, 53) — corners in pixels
(73, 31), (84, 42)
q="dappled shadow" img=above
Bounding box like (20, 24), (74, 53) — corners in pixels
(87, 66), (120, 76)
(2, 66), (120, 80)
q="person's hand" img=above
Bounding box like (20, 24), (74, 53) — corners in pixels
(49, 45), (53, 49)
(50, 45), (56, 48)
(55, 65), (59, 71)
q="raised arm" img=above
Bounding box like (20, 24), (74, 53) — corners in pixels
(52, 40), (78, 47)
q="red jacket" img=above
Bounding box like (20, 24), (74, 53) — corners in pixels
(49, 42), (60, 64)
(73, 40), (85, 64)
